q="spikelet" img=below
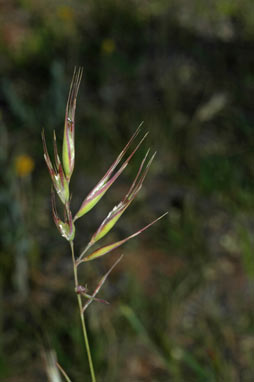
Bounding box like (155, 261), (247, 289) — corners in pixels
(62, 67), (83, 181)
(88, 150), (156, 246)
(78, 213), (168, 263)
(74, 123), (146, 220)
(51, 189), (75, 241)
(42, 130), (69, 205)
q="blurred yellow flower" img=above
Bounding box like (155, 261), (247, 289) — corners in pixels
(56, 6), (74, 22)
(15, 154), (35, 177)
(101, 38), (115, 54)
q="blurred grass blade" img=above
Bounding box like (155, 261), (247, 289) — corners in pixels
(56, 362), (72, 382)
(239, 227), (254, 279)
(121, 306), (215, 380)
(182, 352), (215, 380)
(89, 150), (156, 245)
(78, 212), (168, 262)
(120, 305), (171, 370)
(74, 123), (146, 220)
(44, 350), (63, 382)
(62, 67), (83, 181)
(83, 255), (123, 312)
(120, 305), (149, 340)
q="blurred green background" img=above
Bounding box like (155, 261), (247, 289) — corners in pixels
(1, 0), (254, 381)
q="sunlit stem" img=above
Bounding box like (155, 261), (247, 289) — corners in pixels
(70, 241), (96, 382)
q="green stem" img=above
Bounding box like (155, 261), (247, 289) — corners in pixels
(70, 241), (96, 382)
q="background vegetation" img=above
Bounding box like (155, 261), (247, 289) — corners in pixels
(1, 0), (254, 381)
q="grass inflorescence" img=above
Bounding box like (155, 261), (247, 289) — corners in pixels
(42, 67), (166, 382)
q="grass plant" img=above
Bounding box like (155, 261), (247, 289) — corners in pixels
(42, 67), (166, 382)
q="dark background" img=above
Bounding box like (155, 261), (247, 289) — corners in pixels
(1, 1), (254, 381)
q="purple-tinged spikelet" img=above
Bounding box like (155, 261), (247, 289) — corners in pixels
(62, 67), (83, 182)
(78, 212), (167, 263)
(51, 189), (75, 241)
(74, 123), (147, 220)
(42, 130), (69, 205)
(88, 150), (156, 245)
